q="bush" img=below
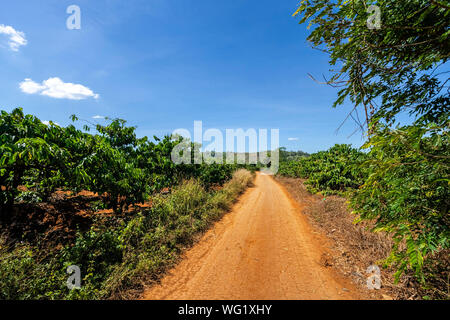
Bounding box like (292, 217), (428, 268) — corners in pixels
(58, 227), (123, 298)
(0, 107), (254, 299)
(0, 108), (241, 215)
(0, 225), (124, 300)
(0, 240), (67, 300)
(278, 144), (366, 195)
(197, 163), (233, 188)
(350, 124), (449, 281)
(104, 170), (254, 298)
(279, 136), (449, 283)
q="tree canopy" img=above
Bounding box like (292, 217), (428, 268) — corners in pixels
(294, 0), (449, 130)
(294, 0), (449, 282)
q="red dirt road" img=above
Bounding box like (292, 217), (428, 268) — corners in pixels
(143, 173), (364, 300)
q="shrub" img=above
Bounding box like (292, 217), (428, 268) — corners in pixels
(104, 170), (254, 298)
(0, 240), (67, 300)
(59, 227), (123, 296)
(350, 124), (449, 281)
(278, 144), (366, 195)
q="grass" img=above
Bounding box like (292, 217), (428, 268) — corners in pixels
(275, 175), (450, 300)
(0, 169), (254, 300)
(105, 169), (254, 299)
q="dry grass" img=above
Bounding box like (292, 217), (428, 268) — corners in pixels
(107, 169), (255, 299)
(274, 176), (446, 300)
(224, 169), (254, 192)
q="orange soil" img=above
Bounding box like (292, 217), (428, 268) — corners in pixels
(142, 173), (366, 300)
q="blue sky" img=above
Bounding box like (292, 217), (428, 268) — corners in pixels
(0, 0), (367, 153)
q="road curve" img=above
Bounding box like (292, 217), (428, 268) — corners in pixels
(142, 173), (362, 300)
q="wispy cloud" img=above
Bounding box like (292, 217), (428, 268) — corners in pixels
(92, 115), (105, 119)
(0, 24), (27, 51)
(288, 137), (299, 141)
(20, 77), (99, 100)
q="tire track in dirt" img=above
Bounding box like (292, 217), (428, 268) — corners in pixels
(142, 173), (365, 300)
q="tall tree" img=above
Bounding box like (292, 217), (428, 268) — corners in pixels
(294, 0), (449, 130)
(294, 1), (449, 283)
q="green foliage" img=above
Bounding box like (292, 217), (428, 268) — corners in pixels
(293, 0), (449, 284)
(350, 123), (449, 281)
(197, 163), (234, 188)
(0, 170), (253, 300)
(0, 109), (70, 211)
(0, 110), (253, 299)
(0, 240), (67, 300)
(59, 228), (123, 296)
(279, 147), (310, 162)
(0, 243), (43, 299)
(104, 170), (254, 298)
(0, 108), (239, 214)
(0, 227), (123, 300)
(279, 144), (366, 195)
(294, 0), (449, 128)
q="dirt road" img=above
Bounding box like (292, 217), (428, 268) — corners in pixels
(143, 173), (363, 300)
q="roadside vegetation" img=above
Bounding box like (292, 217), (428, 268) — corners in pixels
(0, 108), (255, 299)
(279, 144), (366, 195)
(279, 0), (449, 299)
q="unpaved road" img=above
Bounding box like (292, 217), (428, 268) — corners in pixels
(143, 173), (363, 300)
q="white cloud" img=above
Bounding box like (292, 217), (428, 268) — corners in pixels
(19, 77), (99, 100)
(288, 137), (299, 141)
(92, 115), (105, 119)
(0, 24), (27, 51)
(20, 78), (45, 94)
(42, 120), (60, 126)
